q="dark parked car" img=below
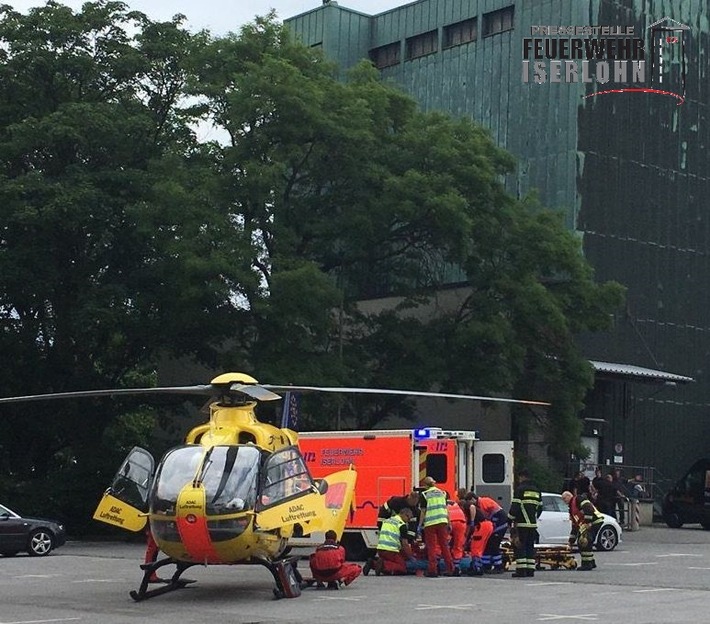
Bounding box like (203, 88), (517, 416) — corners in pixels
(0, 503), (66, 556)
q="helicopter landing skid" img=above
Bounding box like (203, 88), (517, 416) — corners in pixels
(129, 557), (198, 602)
(254, 555), (303, 599)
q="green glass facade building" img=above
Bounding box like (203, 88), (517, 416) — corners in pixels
(285, 0), (710, 484)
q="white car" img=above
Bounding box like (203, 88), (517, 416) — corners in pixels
(537, 492), (622, 551)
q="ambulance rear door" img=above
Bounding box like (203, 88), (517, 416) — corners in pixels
(472, 441), (514, 511)
(422, 438), (457, 498)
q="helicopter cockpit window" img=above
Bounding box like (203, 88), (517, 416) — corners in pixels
(199, 445), (261, 515)
(258, 446), (314, 509)
(150, 445), (203, 514)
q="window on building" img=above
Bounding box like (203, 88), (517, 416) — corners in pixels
(369, 41), (401, 69)
(405, 29), (438, 60)
(483, 6), (514, 37)
(443, 17), (477, 48)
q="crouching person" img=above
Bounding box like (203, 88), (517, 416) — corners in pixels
(367, 507), (417, 575)
(309, 530), (362, 588)
(561, 490), (604, 571)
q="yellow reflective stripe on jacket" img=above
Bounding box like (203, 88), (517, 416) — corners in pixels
(580, 498), (605, 525)
(422, 487), (448, 527)
(509, 486), (542, 528)
(377, 515), (404, 552)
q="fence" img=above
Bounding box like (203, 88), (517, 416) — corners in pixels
(565, 462), (657, 529)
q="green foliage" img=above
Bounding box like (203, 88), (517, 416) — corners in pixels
(0, 8), (625, 532)
(514, 454), (566, 493)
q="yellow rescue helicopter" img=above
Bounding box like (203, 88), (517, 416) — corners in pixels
(0, 372), (549, 601)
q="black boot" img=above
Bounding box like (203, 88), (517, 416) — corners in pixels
(362, 559), (373, 576)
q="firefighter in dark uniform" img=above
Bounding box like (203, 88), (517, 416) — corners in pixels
(377, 491), (420, 540)
(561, 490), (605, 571)
(508, 468), (542, 578)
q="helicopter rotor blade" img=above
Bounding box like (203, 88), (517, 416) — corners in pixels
(229, 383), (281, 402)
(261, 385), (550, 407)
(0, 385), (215, 405)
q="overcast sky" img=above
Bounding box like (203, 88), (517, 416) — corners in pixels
(6, 0), (409, 34)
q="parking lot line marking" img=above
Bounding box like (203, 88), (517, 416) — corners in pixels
(632, 588), (678, 593)
(538, 614), (598, 621)
(416, 604), (475, 611)
(687, 566), (710, 570)
(313, 596), (363, 601)
(530, 582), (572, 586)
(0, 619), (82, 624)
(71, 579), (116, 583)
(657, 553), (702, 558)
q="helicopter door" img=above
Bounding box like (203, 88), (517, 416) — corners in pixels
(93, 446), (155, 532)
(256, 446), (323, 532)
(318, 466), (357, 538)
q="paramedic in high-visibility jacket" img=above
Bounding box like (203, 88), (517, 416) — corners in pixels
(376, 491), (420, 541)
(561, 490), (605, 571)
(309, 530), (362, 588)
(508, 468), (542, 578)
(369, 508), (416, 575)
(418, 476), (457, 577)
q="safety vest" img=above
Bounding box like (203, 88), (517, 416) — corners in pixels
(377, 515), (405, 552)
(422, 486), (448, 527)
(447, 501), (466, 523)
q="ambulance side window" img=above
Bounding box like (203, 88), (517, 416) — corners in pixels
(426, 454), (447, 484)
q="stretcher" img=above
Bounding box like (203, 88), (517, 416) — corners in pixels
(501, 541), (578, 570)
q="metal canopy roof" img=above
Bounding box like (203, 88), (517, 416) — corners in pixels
(590, 360), (694, 384)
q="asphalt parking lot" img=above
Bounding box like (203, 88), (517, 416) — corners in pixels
(1, 525), (710, 624)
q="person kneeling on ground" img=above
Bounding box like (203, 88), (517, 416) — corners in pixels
(309, 530), (362, 588)
(365, 507), (418, 576)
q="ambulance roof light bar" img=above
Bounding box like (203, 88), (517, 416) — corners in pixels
(414, 427), (479, 441)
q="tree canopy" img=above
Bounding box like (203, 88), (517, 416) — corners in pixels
(0, 2), (623, 530)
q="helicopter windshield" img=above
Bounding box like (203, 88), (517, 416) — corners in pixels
(150, 445), (262, 515)
(151, 445), (203, 514)
(199, 445), (261, 514)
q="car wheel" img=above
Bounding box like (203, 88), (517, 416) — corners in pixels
(0, 551), (19, 557)
(595, 525), (618, 551)
(27, 529), (54, 556)
(664, 512), (683, 529)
